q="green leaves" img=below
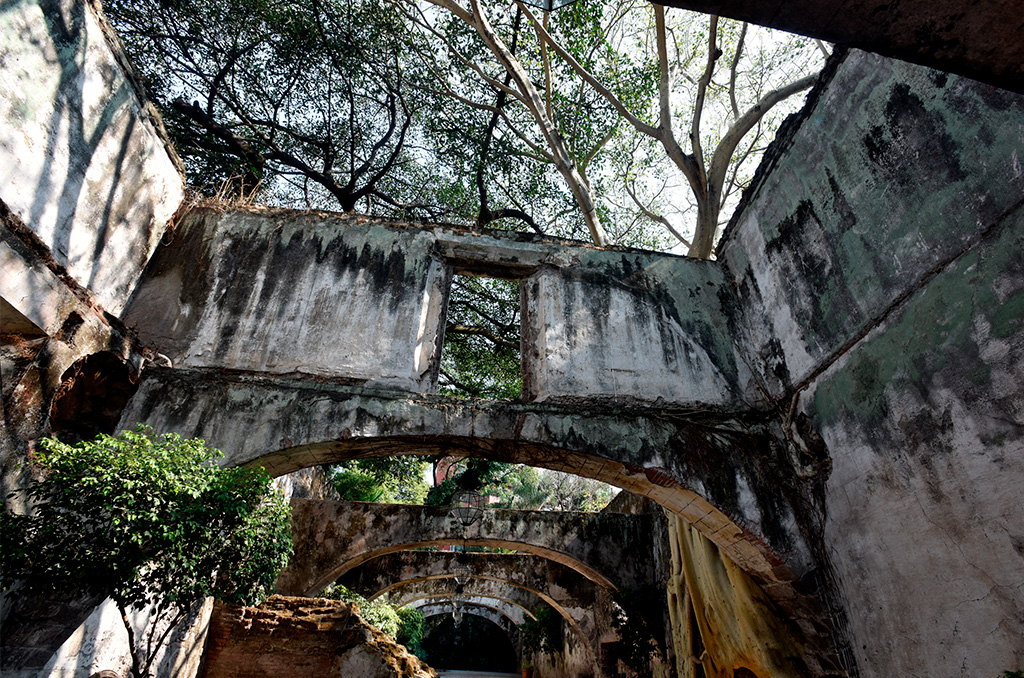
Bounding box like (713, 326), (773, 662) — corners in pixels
(440, 276), (522, 400)
(330, 457), (431, 504)
(518, 604), (562, 656)
(2, 425), (292, 614)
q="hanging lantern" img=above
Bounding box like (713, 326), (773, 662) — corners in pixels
(454, 563), (472, 585)
(452, 489), (484, 528)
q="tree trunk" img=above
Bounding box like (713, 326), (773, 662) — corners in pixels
(688, 196), (720, 259)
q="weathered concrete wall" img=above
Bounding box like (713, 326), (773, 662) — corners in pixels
(126, 371), (814, 590)
(2, 0), (181, 519)
(521, 252), (741, 406)
(0, 0), (183, 316)
(123, 207), (745, 407)
(200, 596), (435, 678)
(1, 218), (145, 464)
(655, 0), (1024, 95)
(123, 211), (450, 391)
(719, 50), (1024, 677)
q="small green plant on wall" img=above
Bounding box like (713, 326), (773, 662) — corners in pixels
(518, 604), (561, 667)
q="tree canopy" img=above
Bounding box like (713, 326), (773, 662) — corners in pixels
(104, 0), (824, 252)
(424, 457), (616, 511)
(330, 456), (432, 504)
(0, 426), (292, 678)
(102, 0), (825, 399)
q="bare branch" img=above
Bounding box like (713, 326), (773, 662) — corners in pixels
(690, 14), (719, 182)
(706, 72), (818, 201)
(439, 367), (485, 396)
(518, 0), (659, 138)
(624, 179), (692, 248)
(729, 22), (748, 119)
(654, 6), (701, 190)
(473, 0), (608, 244)
(482, 208), (545, 234)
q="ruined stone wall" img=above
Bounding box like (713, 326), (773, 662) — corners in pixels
(719, 50), (1024, 677)
(32, 598), (213, 678)
(520, 250), (740, 406)
(200, 595), (435, 678)
(0, 0), (183, 317)
(2, 6), (191, 673)
(122, 208), (744, 407)
(2, 0), (184, 499)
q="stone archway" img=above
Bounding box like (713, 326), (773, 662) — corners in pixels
(416, 601), (523, 639)
(126, 369), (836, 667)
(337, 550), (621, 675)
(416, 606), (520, 674)
(275, 500), (660, 596)
(387, 577), (600, 677)
(124, 367), (811, 587)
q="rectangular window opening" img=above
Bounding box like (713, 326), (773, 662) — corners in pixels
(439, 274), (522, 400)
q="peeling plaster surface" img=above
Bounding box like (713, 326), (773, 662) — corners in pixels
(719, 50), (1024, 677)
(521, 253), (738, 405)
(0, 0), (182, 315)
(0, 235), (78, 336)
(123, 212), (448, 390)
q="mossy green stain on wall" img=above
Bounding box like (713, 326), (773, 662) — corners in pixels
(992, 289), (1024, 339)
(810, 211), (1024, 434)
(744, 54), (1024, 365)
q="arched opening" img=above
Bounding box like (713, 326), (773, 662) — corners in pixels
(304, 539), (617, 595)
(421, 612), (519, 672)
(49, 352), (138, 443)
(253, 435), (779, 582)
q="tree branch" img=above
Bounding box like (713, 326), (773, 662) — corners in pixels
(729, 22), (747, 120)
(706, 72), (818, 201)
(690, 14), (719, 183)
(624, 179), (692, 248)
(439, 367), (485, 396)
(446, 324), (519, 350)
(653, 6), (701, 190)
(517, 0), (659, 139)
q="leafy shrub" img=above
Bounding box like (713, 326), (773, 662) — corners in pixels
(0, 425), (292, 678)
